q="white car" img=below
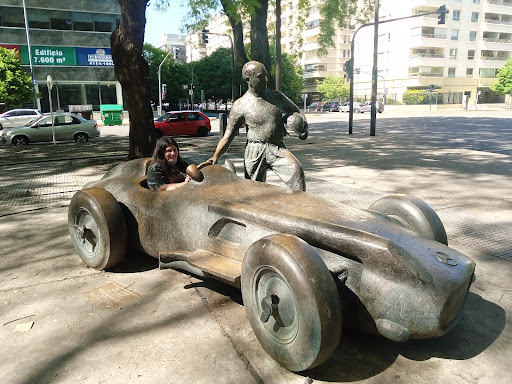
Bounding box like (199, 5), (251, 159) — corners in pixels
(340, 102), (351, 112)
(0, 109), (42, 130)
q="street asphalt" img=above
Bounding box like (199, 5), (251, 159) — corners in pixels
(0, 107), (511, 384)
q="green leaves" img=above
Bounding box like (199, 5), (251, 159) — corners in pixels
(490, 58), (512, 95)
(317, 75), (349, 100)
(0, 47), (33, 108)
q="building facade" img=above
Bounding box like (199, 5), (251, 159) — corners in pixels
(157, 33), (187, 63)
(0, 0), (122, 112)
(355, 0), (508, 105)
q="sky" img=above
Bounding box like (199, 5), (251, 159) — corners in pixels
(144, 5), (188, 46)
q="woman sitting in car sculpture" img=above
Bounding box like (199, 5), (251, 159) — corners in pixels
(147, 136), (191, 191)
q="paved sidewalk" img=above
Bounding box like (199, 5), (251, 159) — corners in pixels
(0, 110), (511, 383)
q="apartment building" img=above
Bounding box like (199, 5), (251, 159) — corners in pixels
(0, 0), (122, 112)
(355, 0), (509, 105)
(157, 33), (187, 63)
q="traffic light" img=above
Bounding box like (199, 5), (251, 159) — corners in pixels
(437, 5), (447, 25)
(343, 58), (353, 78)
(173, 48), (179, 60)
(202, 29), (209, 44)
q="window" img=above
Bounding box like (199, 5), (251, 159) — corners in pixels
(469, 31), (477, 41)
(468, 50), (475, 60)
(72, 12), (93, 31)
(1, 6), (25, 27)
(448, 68), (456, 77)
(473, 0), (480, 3)
(451, 30), (459, 40)
(93, 14), (115, 32)
(466, 68), (474, 77)
(187, 113), (204, 121)
(169, 113), (186, 122)
(27, 9), (50, 29)
(453, 10), (460, 21)
(305, 20), (320, 29)
(450, 49), (457, 59)
(480, 68), (497, 78)
(471, 12), (479, 23)
(50, 10), (72, 30)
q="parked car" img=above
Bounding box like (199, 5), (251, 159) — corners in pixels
(322, 101), (340, 112)
(355, 101), (385, 113)
(340, 102), (351, 112)
(154, 111), (211, 137)
(306, 102), (323, 112)
(68, 159), (475, 372)
(1, 112), (100, 145)
(0, 109), (42, 130)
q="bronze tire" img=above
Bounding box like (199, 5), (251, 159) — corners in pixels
(241, 234), (342, 372)
(369, 194), (448, 245)
(68, 188), (127, 270)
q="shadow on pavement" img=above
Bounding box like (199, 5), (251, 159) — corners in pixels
(307, 291), (505, 382)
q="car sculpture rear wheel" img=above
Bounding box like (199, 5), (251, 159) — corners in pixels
(74, 133), (88, 143)
(68, 188), (127, 270)
(369, 194), (448, 245)
(241, 234), (342, 372)
(355, 108), (361, 113)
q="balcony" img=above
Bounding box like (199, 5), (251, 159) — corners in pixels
(482, 38), (512, 46)
(481, 55), (510, 60)
(410, 53), (445, 58)
(408, 73), (444, 77)
(488, 0), (512, 7)
(420, 33), (447, 39)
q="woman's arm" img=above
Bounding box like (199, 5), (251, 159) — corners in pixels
(159, 175), (192, 191)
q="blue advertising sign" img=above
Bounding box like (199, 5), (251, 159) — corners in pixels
(76, 47), (114, 66)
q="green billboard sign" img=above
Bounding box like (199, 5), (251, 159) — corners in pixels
(20, 45), (76, 66)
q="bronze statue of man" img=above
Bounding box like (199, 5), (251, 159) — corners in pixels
(207, 61), (309, 191)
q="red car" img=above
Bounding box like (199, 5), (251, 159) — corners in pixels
(154, 111), (211, 137)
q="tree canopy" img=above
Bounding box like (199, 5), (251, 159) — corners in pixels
(143, 43), (190, 106)
(0, 47), (33, 109)
(317, 75), (349, 100)
(491, 58), (512, 96)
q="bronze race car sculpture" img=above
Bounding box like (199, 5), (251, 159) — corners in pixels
(68, 159), (475, 372)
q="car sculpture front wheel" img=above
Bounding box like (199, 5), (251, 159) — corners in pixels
(68, 188), (127, 270)
(241, 234), (342, 372)
(369, 194), (448, 245)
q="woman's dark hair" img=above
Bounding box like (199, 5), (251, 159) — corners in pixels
(151, 136), (188, 173)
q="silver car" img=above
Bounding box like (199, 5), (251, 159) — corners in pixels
(1, 112), (100, 145)
(0, 109), (42, 130)
(355, 101), (384, 113)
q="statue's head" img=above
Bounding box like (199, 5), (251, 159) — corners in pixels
(242, 61), (267, 95)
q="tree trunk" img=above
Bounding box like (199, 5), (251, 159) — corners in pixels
(250, 0), (273, 89)
(111, 0), (155, 159)
(220, 0), (248, 99)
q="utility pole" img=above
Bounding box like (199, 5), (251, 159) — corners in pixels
(370, 0), (379, 136)
(158, 50), (172, 116)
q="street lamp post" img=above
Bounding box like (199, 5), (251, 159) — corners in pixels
(158, 50), (173, 116)
(22, 0), (38, 110)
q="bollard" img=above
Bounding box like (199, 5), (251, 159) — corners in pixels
(219, 113), (227, 138)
